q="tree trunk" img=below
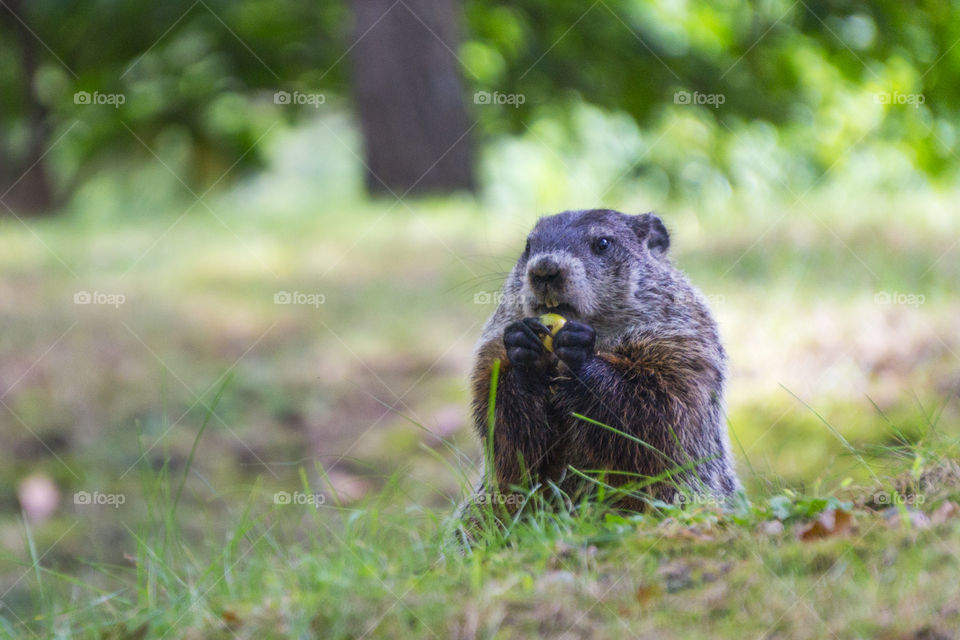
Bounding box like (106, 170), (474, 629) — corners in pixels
(349, 0), (475, 196)
(1, 0), (55, 215)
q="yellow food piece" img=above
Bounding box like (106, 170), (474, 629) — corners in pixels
(538, 313), (567, 352)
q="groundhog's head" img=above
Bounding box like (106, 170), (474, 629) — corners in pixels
(504, 209), (673, 335)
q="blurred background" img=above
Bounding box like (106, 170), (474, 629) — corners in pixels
(1, 0), (958, 620)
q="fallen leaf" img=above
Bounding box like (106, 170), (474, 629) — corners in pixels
(221, 609), (242, 627)
(635, 583), (662, 606)
(931, 501), (960, 525)
(799, 508), (853, 541)
(17, 474), (59, 524)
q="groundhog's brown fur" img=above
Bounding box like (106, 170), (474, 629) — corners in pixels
(465, 209), (739, 514)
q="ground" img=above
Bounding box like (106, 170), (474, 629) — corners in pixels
(0, 175), (958, 637)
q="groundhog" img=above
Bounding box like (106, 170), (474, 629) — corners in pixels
(466, 208), (739, 514)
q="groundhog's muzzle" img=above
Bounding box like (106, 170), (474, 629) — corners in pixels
(526, 253), (578, 312)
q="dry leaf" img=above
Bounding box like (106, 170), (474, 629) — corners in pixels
(931, 501), (960, 525)
(635, 583), (662, 606)
(17, 474), (60, 524)
(221, 609), (242, 627)
(799, 508), (853, 541)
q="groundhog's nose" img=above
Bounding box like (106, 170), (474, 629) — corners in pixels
(528, 257), (562, 288)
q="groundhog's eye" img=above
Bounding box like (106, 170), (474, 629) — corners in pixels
(593, 237), (611, 254)
(524, 239), (531, 255)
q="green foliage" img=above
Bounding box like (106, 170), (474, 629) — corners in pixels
(465, 0), (960, 197)
(3, 0), (960, 204)
(764, 492), (851, 522)
(1, 0), (349, 193)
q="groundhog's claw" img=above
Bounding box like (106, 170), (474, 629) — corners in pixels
(503, 318), (550, 369)
(553, 321), (596, 374)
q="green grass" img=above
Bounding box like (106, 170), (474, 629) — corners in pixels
(0, 171), (958, 637)
(8, 403), (960, 639)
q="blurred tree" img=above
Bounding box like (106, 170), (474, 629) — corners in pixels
(349, 0), (475, 195)
(0, 0), (958, 214)
(0, 0), (351, 216)
(0, 0), (55, 214)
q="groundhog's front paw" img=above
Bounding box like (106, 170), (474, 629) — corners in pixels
(503, 318), (551, 372)
(553, 321), (596, 375)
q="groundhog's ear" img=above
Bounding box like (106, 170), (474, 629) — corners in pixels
(631, 213), (670, 257)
